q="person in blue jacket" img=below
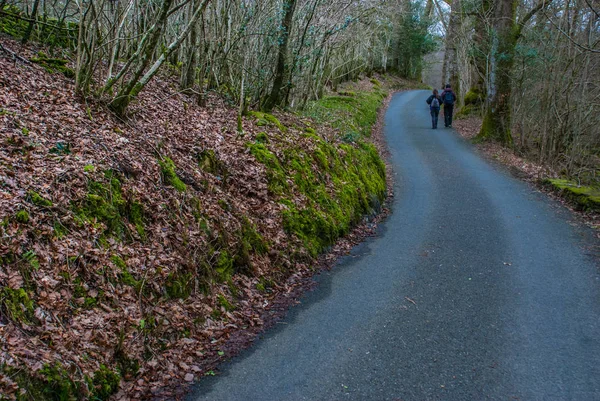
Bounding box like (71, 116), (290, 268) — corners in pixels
(441, 84), (457, 128)
(426, 89), (442, 129)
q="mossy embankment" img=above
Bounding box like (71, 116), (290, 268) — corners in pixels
(543, 179), (600, 212)
(0, 32), (410, 399)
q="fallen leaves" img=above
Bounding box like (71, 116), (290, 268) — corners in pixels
(0, 36), (394, 399)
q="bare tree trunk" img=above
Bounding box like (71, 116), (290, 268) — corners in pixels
(181, 0), (200, 92)
(22, 0), (40, 43)
(442, 0), (461, 96)
(263, 0), (297, 112)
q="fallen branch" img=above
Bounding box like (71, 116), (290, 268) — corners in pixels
(0, 42), (30, 64)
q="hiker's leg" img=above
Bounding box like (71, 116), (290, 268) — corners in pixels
(430, 110), (435, 128)
(444, 106), (450, 127)
(433, 111), (439, 128)
(448, 105), (454, 127)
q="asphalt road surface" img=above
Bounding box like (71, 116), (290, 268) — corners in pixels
(190, 90), (600, 400)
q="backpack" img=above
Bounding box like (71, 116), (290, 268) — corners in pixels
(444, 91), (454, 105)
(431, 97), (440, 108)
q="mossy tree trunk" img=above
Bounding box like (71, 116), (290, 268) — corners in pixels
(479, 0), (517, 145)
(263, 0), (297, 112)
(468, 0), (492, 102)
(21, 0), (40, 43)
(478, 0), (551, 145)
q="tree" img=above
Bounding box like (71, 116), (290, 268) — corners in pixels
(263, 0), (297, 112)
(478, 0), (551, 144)
(442, 0), (462, 97)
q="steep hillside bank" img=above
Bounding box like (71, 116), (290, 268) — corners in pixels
(0, 37), (416, 399)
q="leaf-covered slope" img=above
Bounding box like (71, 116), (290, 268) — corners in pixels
(0, 38), (388, 399)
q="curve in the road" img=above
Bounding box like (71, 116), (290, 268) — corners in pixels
(188, 90), (600, 401)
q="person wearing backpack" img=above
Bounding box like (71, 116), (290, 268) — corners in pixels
(426, 89), (442, 129)
(441, 84), (457, 128)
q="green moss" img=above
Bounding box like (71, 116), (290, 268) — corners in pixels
(276, 140), (385, 256)
(256, 277), (275, 293)
(370, 78), (382, 87)
(72, 278), (102, 309)
(464, 89), (483, 106)
(129, 201), (146, 238)
(31, 52), (75, 78)
(248, 143), (288, 194)
(27, 190), (53, 207)
(49, 142), (71, 155)
(256, 132), (269, 144)
(165, 271), (193, 299)
(304, 127), (316, 135)
(338, 90), (356, 97)
(231, 218), (269, 274)
(241, 218), (268, 255)
(112, 255), (141, 291)
(84, 164), (95, 173)
(218, 199), (231, 211)
(455, 104), (477, 119)
(198, 149), (227, 178)
(88, 365), (120, 400)
(53, 220), (68, 239)
(217, 294), (235, 312)
(159, 157), (187, 192)
(245, 87), (388, 259)
(22, 250), (40, 270)
(248, 111), (287, 132)
(0, 7), (78, 48)
(544, 179), (600, 211)
(73, 172), (145, 240)
(15, 209), (29, 223)
(114, 340), (140, 380)
(0, 7), (28, 38)
(9, 362), (80, 401)
(0, 287), (35, 324)
(215, 251), (234, 282)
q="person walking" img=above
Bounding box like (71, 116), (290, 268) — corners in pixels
(441, 84), (457, 128)
(426, 89), (442, 129)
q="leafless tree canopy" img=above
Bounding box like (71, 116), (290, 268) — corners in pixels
(438, 0), (600, 180)
(2, 0), (437, 115)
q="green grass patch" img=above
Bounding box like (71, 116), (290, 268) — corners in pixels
(303, 90), (387, 139)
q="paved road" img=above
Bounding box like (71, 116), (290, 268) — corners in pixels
(190, 91), (600, 400)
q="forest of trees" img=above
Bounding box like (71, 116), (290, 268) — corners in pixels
(0, 0), (435, 115)
(438, 0), (600, 180)
(2, 0), (598, 179)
